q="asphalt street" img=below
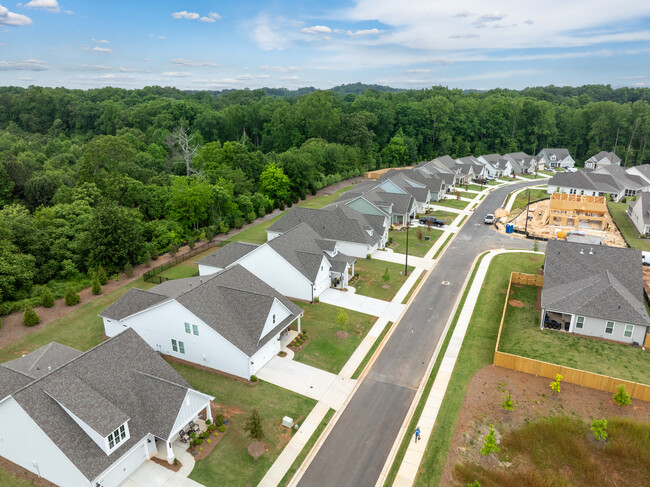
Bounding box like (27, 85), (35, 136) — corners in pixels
(297, 180), (546, 487)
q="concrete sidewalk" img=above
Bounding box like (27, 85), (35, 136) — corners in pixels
(372, 250), (434, 270)
(319, 288), (391, 317)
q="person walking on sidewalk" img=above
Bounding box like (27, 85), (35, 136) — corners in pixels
(415, 426), (421, 443)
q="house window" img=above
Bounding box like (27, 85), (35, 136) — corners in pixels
(171, 339), (178, 352)
(192, 324), (199, 336)
(178, 341), (185, 354)
(108, 424), (127, 450)
(605, 321), (614, 335)
(185, 323), (191, 334)
(624, 324), (634, 338)
(576, 316), (584, 329)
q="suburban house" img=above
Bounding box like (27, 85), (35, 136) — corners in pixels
(266, 205), (389, 258)
(627, 193), (650, 235)
(537, 148), (575, 169)
(477, 154), (508, 178)
(584, 150), (621, 169)
(198, 223), (356, 300)
(376, 172), (431, 212)
(415, 159), (457, 192)
(547, 165), (650, 201)
(0, 329), (214, 487)
(431, 155), (473, 185)
(504, 152), (542, 174)
(101, 265), (303, 379)
(540, 240), (650, 345)
(380, 168), (445, 202)
(457, 156), (488, 181)
(335, 180), (418, 225)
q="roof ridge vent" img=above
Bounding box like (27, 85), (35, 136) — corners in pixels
(589, 248), (594, 255)
(580, 248), (584, 255)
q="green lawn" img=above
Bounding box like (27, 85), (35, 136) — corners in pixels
(352, 321), (393, 379)
(157, 262), (199, 280)
(387, 253), (544, 486)
(539, 169), (555, 176)
(607, 201), (650, 252)
(435, 198), (470, 210)
(291, 300), (377, 374)
(508, 188), (549, 219)
(354, 259), (414, 301)
(295, 185), (354, 209)
(0, 277), (155, 364)
(226, 212), (286, 245)
(279, 408), (336, 486)
(464, 184), (484, 191)
(426, 210), (458, 226)
(433, 233), (453, 259)
(458, 191), (477, 200)
(0, 469), (36, 487)
(172, 363), (317, 487)
(389, 228), (443, 257)
(499, 284), (650, 384)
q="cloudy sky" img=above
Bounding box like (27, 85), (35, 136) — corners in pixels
(1, 0), (650, 90)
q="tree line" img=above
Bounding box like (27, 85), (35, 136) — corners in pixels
(1, 83), (650, 311)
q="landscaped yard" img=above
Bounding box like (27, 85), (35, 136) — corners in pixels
(354, 258), (414, 301)
(389, 228), (443, 257)
(171, 363), (317, 487)
(0, 467), (35, 487)
(607, 201), (650, 252)
(458, 191), (477, 200)
(429, 210), (458, 226)
(291, 300), (377, 374)
(464, 184), (484, 191)
(295, 185), (354, 209)
(539, 169), (555, 176)
(435, 198), (470, 210)
(499, 283), (650, 384)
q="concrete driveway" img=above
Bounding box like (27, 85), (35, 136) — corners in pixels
(120, 442), (203, 487)
(318, 288), (391, 317)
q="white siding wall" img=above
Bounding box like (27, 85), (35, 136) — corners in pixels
(266, 230), (281, 241)
(627, 201), (646, 234)
(576, 315), (647, 344)
(120, 301), (251, 378)
(336, 241), (372, 258)
(250, 337), (281, 375)
(55, 400), (112, 454)
(0, 397), (90, 487)
(260, 299), (292, 338)
(93, 439), (148, 487)
(169, 390), (212, 439)
(313, 256), (331, 297)
(198, 264), (223, 276)
(237, 245), (314, 301)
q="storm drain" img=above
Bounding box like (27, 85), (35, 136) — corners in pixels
(441, 281), (450, 286)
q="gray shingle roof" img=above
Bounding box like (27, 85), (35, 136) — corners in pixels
(2, 342), (83, 379)
(541, 240), (649, 326)
(101, 288), (169, 321)
(540, 148), (570, 160)
(586, 151), (621, 165)
(629, 193), (650, 226)
(0, 367), (33, 400)
(197, 241), (259, 269)
(3, 329), (197, 482)
(267, 223), (330, 282)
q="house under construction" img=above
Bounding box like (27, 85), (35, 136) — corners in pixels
(548, 193), (607, 230)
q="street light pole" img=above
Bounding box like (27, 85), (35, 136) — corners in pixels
(524, 188), (531, 237)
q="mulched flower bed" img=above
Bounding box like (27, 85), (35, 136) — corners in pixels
(288, 330), (309, 351)
(151, 456), (182, 472)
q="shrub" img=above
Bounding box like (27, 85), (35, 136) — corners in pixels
(168, 243), (179, 256)
(91, 276), (102, 295)
(150, 246), (159, 260)
(501, 392), (517, 411)
(214, 414), (225, 427)
(206, 439), (211, 444)
(198, 231), (207, 242)
(591, 418), (608, 440)
(173, 458), (178, 466)
(188, 239), (196, 250)
(613, 385), (631, 406)
(200, 431), (210, 439)
(124, 262), (134, 277)
(550, 373), (562, 394)
(250, 375), (258, 382)
(205, 418), (212, 425)
(23, 306), (41, 327)
(382, 267), (390, 283)
(64, 286), (80, 306)
(313, 296), (319, 303)
(366, 253), (371, 259)
(112, 273), (120, 282)
(480, 424), (499, 456)
(218, 425), (226, 433)
(467, 482), (481, 487)
(208, 424), (216, 432)
(41, 287), (55, 308)
(144, 254), (151, 267)
(96, 266), (108, 285)
(416, 228), (424, 240)
(279, 201), (285, 211)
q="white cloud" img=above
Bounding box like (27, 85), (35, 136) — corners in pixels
(208, 12), (221, 20)
(259, 65), (301, 72)
(199, 16), (215, 23)
(280, 75), (300, 80)
(91, 38), (109, 44)
(257, 74), (270, 79)
(25, 0), (60, 12)
(301, 25), (332, 34)
(0, 5), (32, 26)
(171, 11), (199, 20)
(405, 68), (430, 74)
(236, 74), (253, 80)
(171, 58), (218, 67)
(250, 14), (303, 50)
(82, 45), (112, 53)
(81, 64), (112, 71)
(119, 66), (151, 73)
(162, 71), (192, 77)
(347, 28), (382, 37)
(158, 35), (166, 39)
(0, 58), (48, 70)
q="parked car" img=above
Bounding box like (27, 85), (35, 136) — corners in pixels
(484, 214), (495, 224)
(642, 251), (650, 266)
(419, 216), (446, 227)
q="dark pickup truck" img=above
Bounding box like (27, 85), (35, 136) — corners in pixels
(419, 216), (446, 227)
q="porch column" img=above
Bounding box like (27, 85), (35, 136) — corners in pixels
(166, 441), (174, 464)
(351, 262), (355, 277)
(297, 315), (301, 333)
(568, 314), (576, 333)
(205, 403), (212, 422)
(540, 309), (545, 330)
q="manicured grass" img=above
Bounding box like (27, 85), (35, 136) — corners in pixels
(0, 277), (155, 364)
(458, 215), (468, 226)
(0, 469), (36, 487)
(607, 201), (650, 252)
(499, 284), (650, 384)
(172, 363), (317, 487)
(402, 273), (424, 304)
(291, 301), (377, 374)
(157, 262), (199, 280)
(465, 184), (484, 191)
(351, 321), (393, 379)
(458, 191), (477, 199)
(404, 253), (543, 486)
(226, 212), (286, 245)
(279, 408), (336, 487)
(435, 198), (470, 210)
(508, 188), (549, 219)
(296, 185), (354, 209)
(433, 234), (453, 259)
(427, 210), (458, 226)
(354, 259), (414, 301)
(389, 228), (443, 257)
(539, 169), (555, 176)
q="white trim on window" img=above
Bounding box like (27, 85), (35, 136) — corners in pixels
(184, 322), (191, 334)
(624, 324), (634, 338)
(192, 324), (199, 336)
(605, 321), (614, 335)
(171, 339), (178, 352)
(576, 316), (584, 329)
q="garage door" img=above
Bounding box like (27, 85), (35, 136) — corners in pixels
(98, 442), (147, 487)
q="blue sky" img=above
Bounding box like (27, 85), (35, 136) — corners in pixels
(1, 0), (650, 90)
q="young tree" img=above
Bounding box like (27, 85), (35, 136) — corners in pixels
(91, 275), (102, 295)
(591, 418), (608, 441)
(244, 408), (265, 440)
(613, 385), (631, 406)
(41, 287), (55, 308)
(124, 262), (134, 278)
(480, 424), (500, 456)
(382, 267), (390, 283)
(96, 265), (108, 285)
(550, 374), (563, 394)
(23, 305), (41, 327)
(336, 308), (349, 330)
(258, 163), (291, 205)
(64, 286), (81, 306)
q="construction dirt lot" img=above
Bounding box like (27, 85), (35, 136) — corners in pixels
(504, 197), (627, 247)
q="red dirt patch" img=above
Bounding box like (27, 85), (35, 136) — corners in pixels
(336, 330), (350, 339)
(530, 256), (539, 261)
(381, 284), (391, 289)
(440, 365), (650, 487)
(508, 299), (524, 307)
(248, 441), (268, 460)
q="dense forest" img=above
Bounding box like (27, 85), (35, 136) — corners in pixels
(1, 83), (650, 313)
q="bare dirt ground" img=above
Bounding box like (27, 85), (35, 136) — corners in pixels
(0, 177), (366, 350)
(440, 365), (650, 487)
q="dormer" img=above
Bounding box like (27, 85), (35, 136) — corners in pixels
(550, 154), (556, 161)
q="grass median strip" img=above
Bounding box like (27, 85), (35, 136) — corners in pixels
(402, 273), (424, 304)
(279, 408), (336, 487)
(433, 233), (453, 260)
(351, 321), (394, 380)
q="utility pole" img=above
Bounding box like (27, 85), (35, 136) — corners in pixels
(405, 216), (409, 276)
(524, 189), (531, 237)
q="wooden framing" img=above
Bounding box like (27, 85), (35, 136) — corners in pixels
(548, 193), (607, 230)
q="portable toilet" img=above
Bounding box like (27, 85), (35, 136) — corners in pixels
(505, 223), (514, 234)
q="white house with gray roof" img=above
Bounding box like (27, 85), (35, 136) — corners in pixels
(0, 329), (213, 487)
(334, 180), (418, 226)
(537, 148), (575, 169)
(584, 151), (621, 169)
(101, 265), (303, 380)
(627, 193), (650, 235)
(541, 240), (650, 345)
(198, 223), (355, 300)
(548, 165), (650, 201)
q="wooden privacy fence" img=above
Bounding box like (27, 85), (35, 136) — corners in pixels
(143, 239), (223, 284)
(494, 272), (650, 402)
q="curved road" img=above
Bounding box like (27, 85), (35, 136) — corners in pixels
(297, 180), (546, 487)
